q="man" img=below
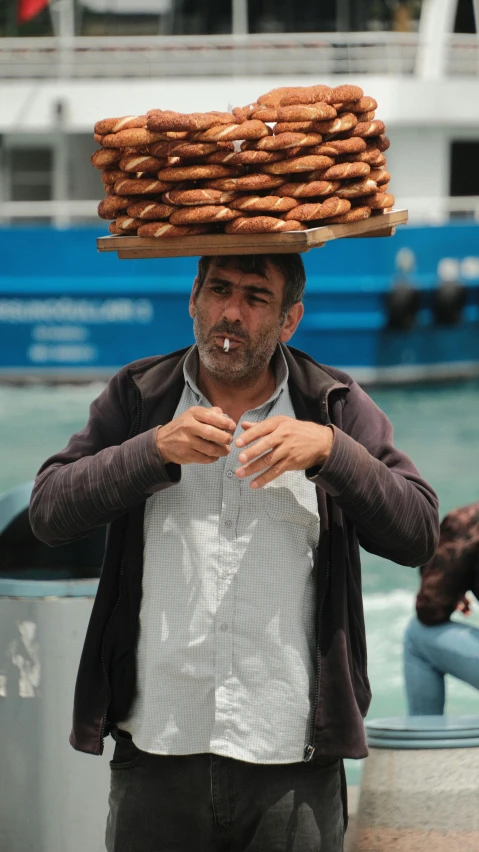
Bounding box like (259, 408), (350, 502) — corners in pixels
(404, 501), (479, 715)
(30, 253), (439, 852)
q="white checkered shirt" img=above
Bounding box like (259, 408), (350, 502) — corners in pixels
(122, 345), (320, 763)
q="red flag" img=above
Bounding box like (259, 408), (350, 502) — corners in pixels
(18, 0), (50, 23)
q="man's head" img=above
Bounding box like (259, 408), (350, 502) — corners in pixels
(189, 254), (306, 386)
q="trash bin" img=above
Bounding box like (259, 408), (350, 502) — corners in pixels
(353, 715), (479, 852)
(0, 482), (114, 852)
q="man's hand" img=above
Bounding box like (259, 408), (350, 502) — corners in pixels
(235, 415), (334, 488)
(157, 406), (236, 465)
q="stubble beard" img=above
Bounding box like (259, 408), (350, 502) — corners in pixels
(193, 308), (281, 387)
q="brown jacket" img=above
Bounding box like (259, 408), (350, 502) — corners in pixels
(416, 502), (479, 625)
(29, 345), (440, 759)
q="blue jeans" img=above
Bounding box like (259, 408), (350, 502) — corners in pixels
(105, 729), (346, 852)
(403, 616), (479, 715)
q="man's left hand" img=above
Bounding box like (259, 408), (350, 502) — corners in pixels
(235, 416), (333, 488)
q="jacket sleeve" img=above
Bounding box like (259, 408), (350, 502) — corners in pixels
(310, 380), (440, 567)
(29, 369), (179, 545)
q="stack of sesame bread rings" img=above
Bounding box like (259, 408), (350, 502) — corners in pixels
(92, 84), (394, 237)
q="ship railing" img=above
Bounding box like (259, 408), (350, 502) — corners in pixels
(1, 198), (479, 228)
(1, 33), (478, 79)
(0, 32), (423, 79)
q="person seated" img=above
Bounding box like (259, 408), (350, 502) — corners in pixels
(404, 501), (479, 715)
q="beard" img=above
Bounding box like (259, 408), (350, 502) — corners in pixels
(193, 304), (281, 386)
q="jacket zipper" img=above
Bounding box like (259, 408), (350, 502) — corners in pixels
(303, 503), (332, 761)
(99, 376), (143, 751)
(303, 389), (337, 762)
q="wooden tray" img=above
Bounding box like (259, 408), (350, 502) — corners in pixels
(97, 209), (408, 259)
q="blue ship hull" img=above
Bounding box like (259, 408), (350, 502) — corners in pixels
(1, 224), (478, 384)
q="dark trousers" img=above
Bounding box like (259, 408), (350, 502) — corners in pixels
(106, 729), (346, 852)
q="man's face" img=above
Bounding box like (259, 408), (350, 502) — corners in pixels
(189, 260), (300, 385)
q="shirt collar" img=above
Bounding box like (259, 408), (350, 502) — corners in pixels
(183, 344), (289, 406)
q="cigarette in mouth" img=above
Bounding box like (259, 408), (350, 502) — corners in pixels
(223, 338), (230, 352)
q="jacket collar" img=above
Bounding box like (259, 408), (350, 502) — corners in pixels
(128, 344), (349, 428)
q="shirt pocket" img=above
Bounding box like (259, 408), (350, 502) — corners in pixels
(263, 477), (320, 549)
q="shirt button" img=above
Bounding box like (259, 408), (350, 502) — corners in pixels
(226, 471), (234, 478)
(220, 623), (229, 632)
(225, 520), (233, 528)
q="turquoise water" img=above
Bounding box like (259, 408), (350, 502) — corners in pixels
(1, 379), (478, 782)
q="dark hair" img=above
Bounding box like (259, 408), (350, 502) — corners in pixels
(195, 254), (306, 317)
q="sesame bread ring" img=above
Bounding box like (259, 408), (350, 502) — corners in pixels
(277, 180), (341, 198)
(203, 151), (240, 165)
(147, 110), (236, 133)
(323, 205), (371, 224)
(369, 168), (391, 186)
(284, 144), (330, 158)
(90, 148), (122, 169)
(273, 121), (320, 135)
(224, 216), (306, 234)
(119, 155), (166, 173)
(228, 149), (286, 165)
(202, 174), (285, 192)
(358, 192), (395, 210)
(137, 222), (213, 238)
(169, 205), (241, 225)
(169, 141), (233, 159)
(109, 220), (137, 235)
(376, 135), (390, 152)
(232, 103), (258, 122)
(322, 162), (371, 180)
(257, 87), (305, 107)
(114, 215), (143, 231)
(98, 196), (130, 219)
(162, 188), (239, 206)
(341, 120), (386, 139)
(337, 148), (384, 166)
(340, 96), (378, 114)
(101, 169), (129, 185)
(94, 115), (146, 135)
(253, 132), (323, 152)
(192, 120), (271, 142)
(284, 197), (351, 221)
(335, 178), (378, 199)
(312, 113), (358, 136)
(148, 141), (178, 158)
(114, 178), (174, 195)
(295, 144), (340, 157)
(102, 129), (176, 148)
(157, 164), (241, 181)
(229, 195), (298, 213)
(261, 154), (334, 174)
(326, 137), (368, 154)
(251, 106), (279, 122)
(277, 103), (337, 123)
(355, 110), (376, 122)
(126, 201), (175, 220)
(279, 85), (332, 106)
(325, 85), (363, 105)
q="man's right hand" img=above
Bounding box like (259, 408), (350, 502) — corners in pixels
(156, 406), (236, 465)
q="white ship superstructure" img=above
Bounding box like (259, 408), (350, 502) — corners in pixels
(0, 0), (478, 227)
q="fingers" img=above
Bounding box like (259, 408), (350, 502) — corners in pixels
(192, 406), (236, 433)
(237, 438), (277, 467)
(195, 420), (234, 447)
(235, 418), (279, 448)
(250, 460), (286, 489)
(190, 435), (231, 458)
